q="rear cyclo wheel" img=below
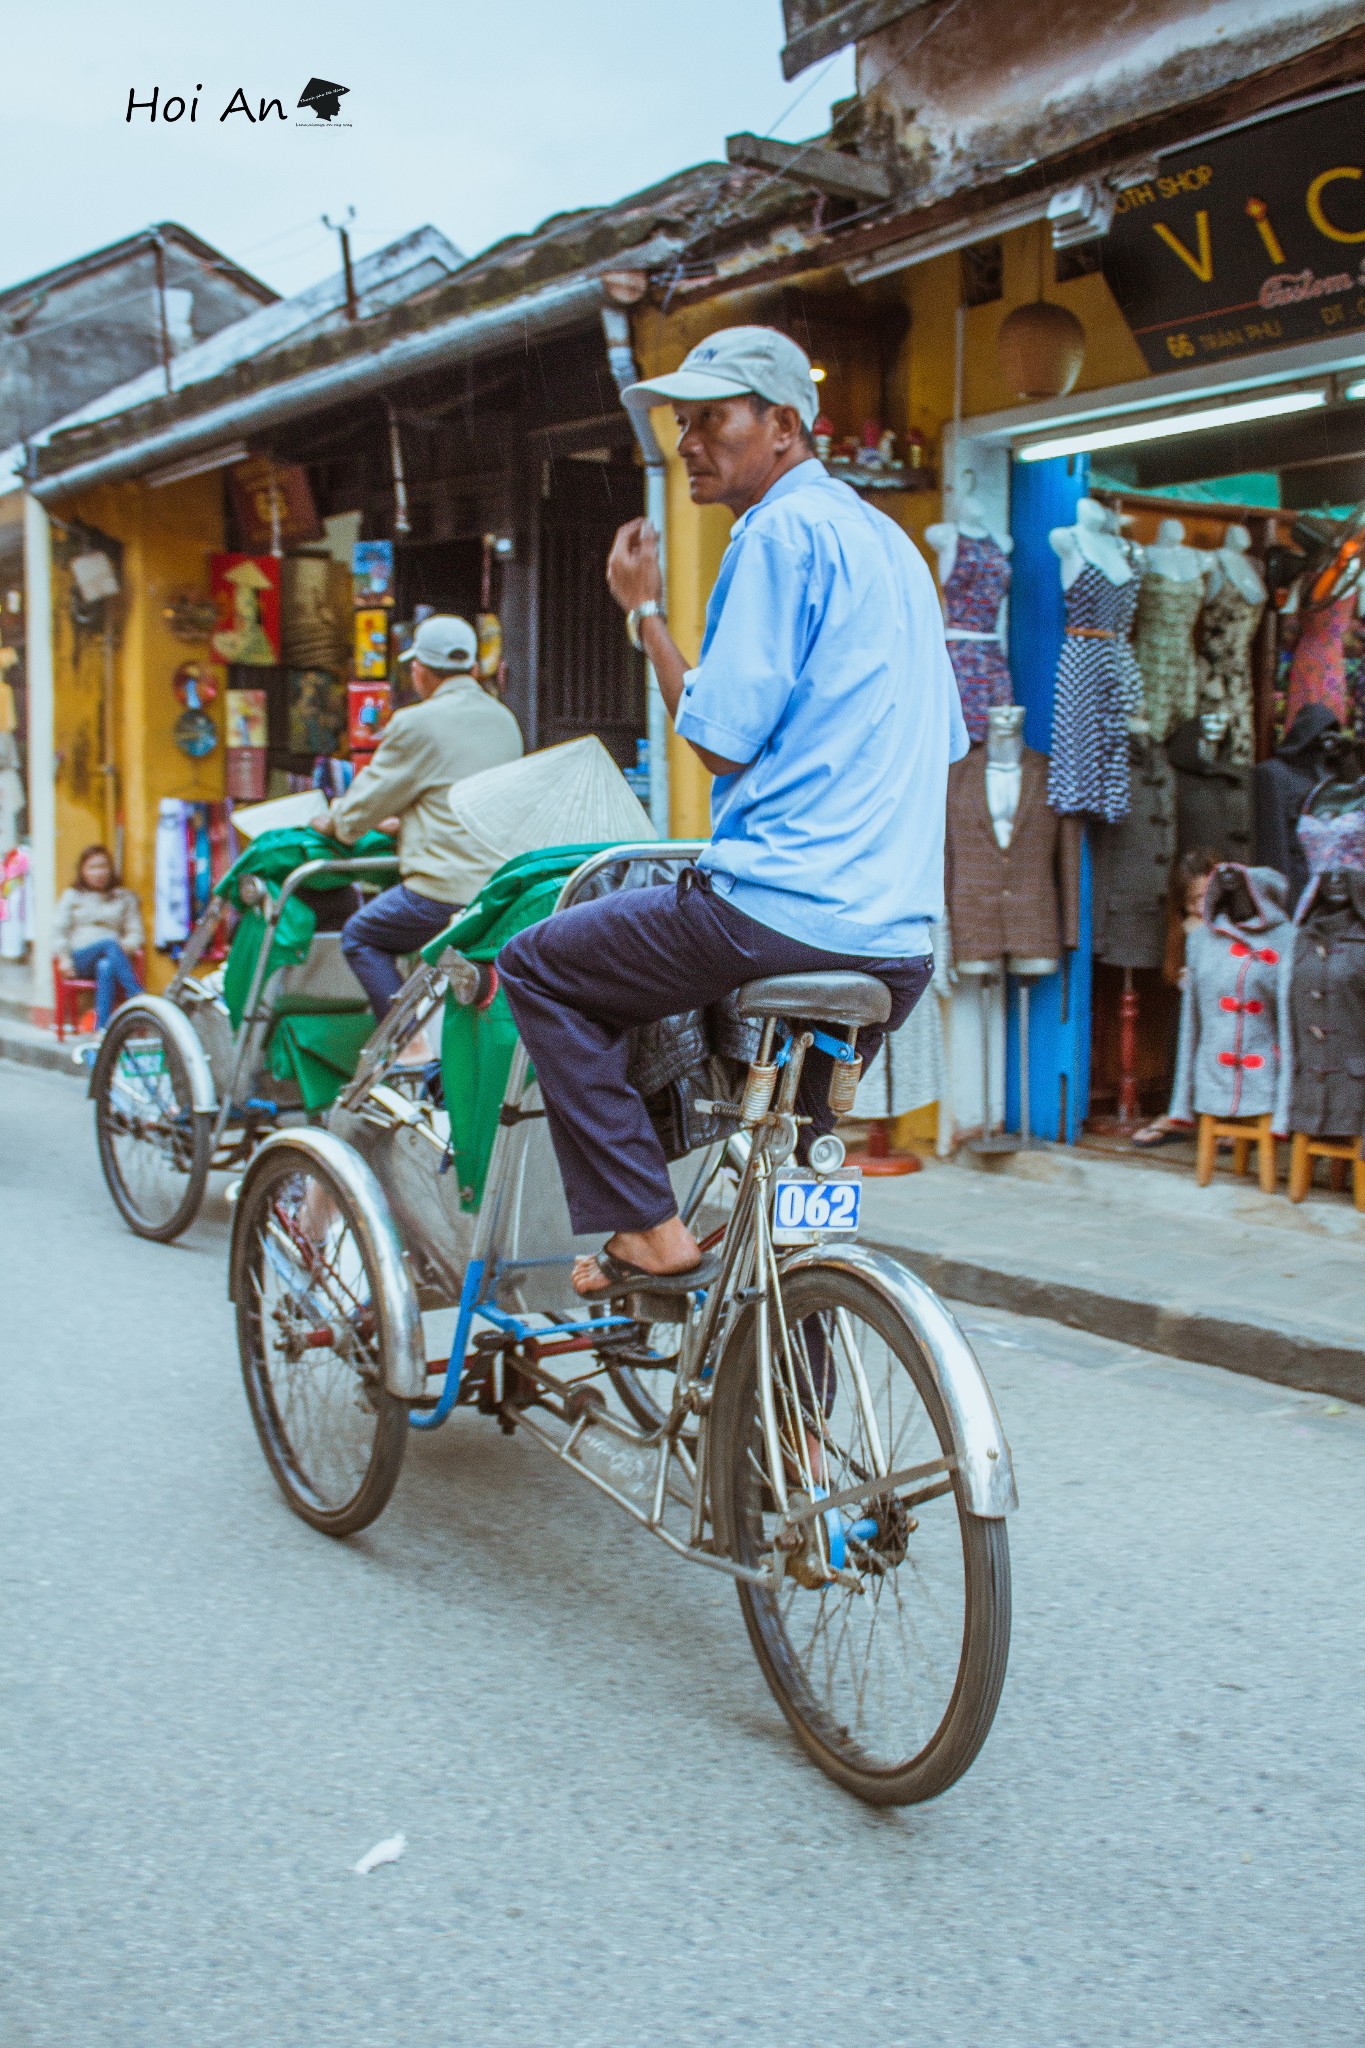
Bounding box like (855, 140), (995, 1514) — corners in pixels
(710, 1264), (1010, 1806)
(234, 1144), (407, 1536)
(94, 1008), (211, 1241)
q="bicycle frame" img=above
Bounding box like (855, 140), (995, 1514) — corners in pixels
(400, 840), (1015, 1592)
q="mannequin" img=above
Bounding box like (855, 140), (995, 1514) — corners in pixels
(1206, 524), (1267, 606)
(1296, 741), (1365, 881)
(1272, 867), (1365, 1195)
(1144, 517), (1205, 585)
(1168, 863), (1290, 1128)
(948, 705), (1079, 1148)
(1254, 704), (1341, 905)
(1091, 699), (1177, 1128)
(927, 494), (1015, 744)
(1284, 570), (1365, 729)
(1133, 516), (1204, 741)
(1197, 523), (1266, 764)
(1047, 499), (1145, 823)
(1049, 496), (1134, 590)
(1165, 706), (1255, 864)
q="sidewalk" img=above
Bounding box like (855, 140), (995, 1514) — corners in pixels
(0, 963), (80, 1077)
(861, 1142), (1365, 1403)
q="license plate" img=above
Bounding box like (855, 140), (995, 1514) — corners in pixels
(772, 1169), (862, 1245)
(121, 1043), (167, 1079)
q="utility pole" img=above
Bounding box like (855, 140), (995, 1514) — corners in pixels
(323, 209), (358, 321)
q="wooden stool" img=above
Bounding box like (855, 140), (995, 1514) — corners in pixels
(1195, 1112), (1277, 1192)
(1287, 1132), (1365, 1211)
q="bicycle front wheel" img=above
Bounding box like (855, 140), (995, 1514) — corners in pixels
(710, 1262), (1010, 1806)
(94, 1007), (211, 1241)
(234, 1142), (407, 1536)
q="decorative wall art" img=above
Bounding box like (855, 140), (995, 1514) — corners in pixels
(210, 554), (282, 667)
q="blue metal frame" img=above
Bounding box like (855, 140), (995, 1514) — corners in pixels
(409, 1256), (634, 1432)
(1004, 449), (1094, 1142)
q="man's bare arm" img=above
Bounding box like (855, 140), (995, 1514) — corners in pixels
(606, 518), (748, 777)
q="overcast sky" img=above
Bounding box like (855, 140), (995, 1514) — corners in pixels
(5, 1), (853, 300)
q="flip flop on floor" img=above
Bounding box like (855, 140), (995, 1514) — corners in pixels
(575, 1248), (722, 1300)
(1130, 1120), (1193, 1149)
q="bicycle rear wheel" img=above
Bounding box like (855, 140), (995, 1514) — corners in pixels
(710, 1263), (1010, 1806)
(234, 1141), (407, 1535)
(94, 1008), (211, 1241)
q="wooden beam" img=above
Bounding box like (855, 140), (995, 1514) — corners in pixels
(725, 132), (892, 203)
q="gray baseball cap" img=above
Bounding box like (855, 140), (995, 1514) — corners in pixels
(622, 325), (819, 429)
(397, 614), (478, 671)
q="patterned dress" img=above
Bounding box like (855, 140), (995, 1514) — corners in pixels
(1197, 578), (1264, 765)
(1047, 557), (1144, 823)
(1284, 592), (1357, 728)
(942, 533), (1014, 743)
(1132, 570), (1202, 741)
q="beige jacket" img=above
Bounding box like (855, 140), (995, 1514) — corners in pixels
(54, 886), (145, 967)
(330, 675), (523, 903)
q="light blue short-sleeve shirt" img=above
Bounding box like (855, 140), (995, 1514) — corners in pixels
(675, 459), (968, 959)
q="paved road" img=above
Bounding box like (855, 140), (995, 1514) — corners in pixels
(2, 1058), (1362, 2048)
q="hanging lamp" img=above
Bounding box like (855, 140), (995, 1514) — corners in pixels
(996, 227), (1086, 400)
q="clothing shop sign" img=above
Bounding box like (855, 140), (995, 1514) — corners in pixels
(1100, 88), (1365, 374)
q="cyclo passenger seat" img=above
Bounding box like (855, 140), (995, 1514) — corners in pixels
(736, 971), (891, 1029)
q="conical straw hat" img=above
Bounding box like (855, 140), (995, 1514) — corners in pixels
(447, 735), (655, 886)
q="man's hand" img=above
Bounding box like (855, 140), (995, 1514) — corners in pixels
(606, 518), (663, 613)
(310, 809), (336, 837)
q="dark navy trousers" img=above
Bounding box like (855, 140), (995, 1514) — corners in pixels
(341, 883), (456, 1019)
(497, 874), (932, 1236)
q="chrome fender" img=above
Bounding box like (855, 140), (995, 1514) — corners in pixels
(227, 1126), (427, 1402)
(778, 1242), (1018, 1518)
(89, 993), (218, 1114)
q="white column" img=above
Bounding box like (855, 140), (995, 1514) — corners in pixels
(23, 493), (56, 1012)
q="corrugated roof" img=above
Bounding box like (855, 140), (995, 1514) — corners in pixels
(29, 161), (810, 483)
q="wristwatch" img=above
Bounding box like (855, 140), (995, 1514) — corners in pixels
(626, 600), (665, 650)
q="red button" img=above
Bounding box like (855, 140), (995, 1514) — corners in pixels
(1229, 941), (1251, 958)
(1218, 1051), (1238, 1066)
(1245, 999), (1264, 1015)
(1242, 1054), (1265, 1070)
(1259, 948), (1280, 964)
(1220, 996), (1239, 1012)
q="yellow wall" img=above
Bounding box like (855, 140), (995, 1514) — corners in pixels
(53, 475), (226, 989)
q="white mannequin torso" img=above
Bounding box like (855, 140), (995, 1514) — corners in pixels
(1205, 524), (1267, 604)
(984, 705), (1025, 847)
(926, 498), (1012, 592)
(1049, 497), (1133, 590)
(1144, 516), (1204, 583)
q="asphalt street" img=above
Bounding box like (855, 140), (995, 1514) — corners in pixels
(2, 1056), (1362, 2047)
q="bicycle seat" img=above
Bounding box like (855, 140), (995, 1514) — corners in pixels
(736, 971), (891, 1028)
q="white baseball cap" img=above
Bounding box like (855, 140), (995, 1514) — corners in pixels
(397, 614), (478, 671)
(622, 325), (819, 429)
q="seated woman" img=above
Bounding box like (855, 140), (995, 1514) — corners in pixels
(54, 845), (145, 1031)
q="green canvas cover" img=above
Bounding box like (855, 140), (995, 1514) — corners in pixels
(216, 827), (396, 1029)
(264, 1011), (378, 1113)
(420, 844), (614, 1211)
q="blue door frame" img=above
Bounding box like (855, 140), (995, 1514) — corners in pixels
(1003, 452), (1092, 1143)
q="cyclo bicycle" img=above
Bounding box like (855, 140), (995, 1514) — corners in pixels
(226, 841), (1017, 1806)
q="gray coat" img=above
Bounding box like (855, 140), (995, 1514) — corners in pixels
(1092, 735), (1176, 970)
(1271, 872), (1365, 1138)
(1169, 865), (1291, 1123)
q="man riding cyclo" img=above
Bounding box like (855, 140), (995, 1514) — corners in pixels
(497, 326), (968, 1302)
(313, 613), (522, 1055)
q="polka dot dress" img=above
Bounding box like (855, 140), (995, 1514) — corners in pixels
(1047, 556), (1144, 823)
